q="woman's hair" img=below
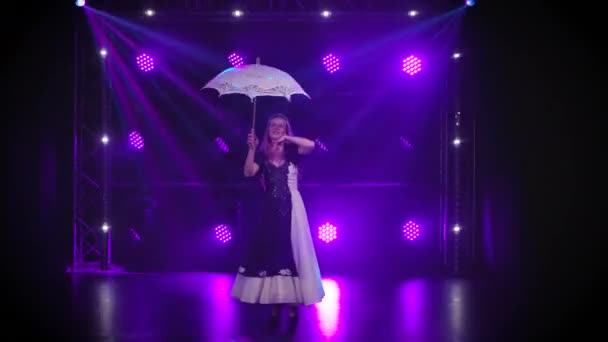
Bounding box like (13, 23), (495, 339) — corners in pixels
(258, 113), (293, 157)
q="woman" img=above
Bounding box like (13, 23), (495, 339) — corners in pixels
(230, 113), (325, 325)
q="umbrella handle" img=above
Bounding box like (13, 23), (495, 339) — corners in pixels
(251, 57), (260, 132)
(252, 97), (257, 131)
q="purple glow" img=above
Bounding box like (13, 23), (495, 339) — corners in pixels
(129, 228), (141, 241)
(215, 137), (229, 153)
(314, 278), (341, 337)
(228, 53), (244, 68)
(136, 53), (155, 72)
(314, 138), (328, 152)
(403, 221), (420, 241)
(214, 224), (232, 243)
(318, 222), (337, 243)
(402, 55), (422, 75)
(322, 54), (340, 73)
(400, 136), (413, 150)
(129, 131), (144, 150)
(399, 280), (428, 337)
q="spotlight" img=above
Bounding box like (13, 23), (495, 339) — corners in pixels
(129, 131), (144, 150)
(214, 224), (232, 243)
(400, 136), (413, 149)
(408, 10), (418, 17)
(452, 52), (462, 59)
(75, 0), (85, 7)
(403, 221), (420, 241)
(453, 225), (462, 233)
(215, 137), (229, 153)
(402, 55), (422, 76)
(466, 0), (476, 7)
(314, 138), (328, 152)
(453, 138), (461, 146)
(318, 222), (337, 243)
(321, 10), (332, 18)
(102, 223), (109, 233)
(228, 53), (244, 68)
(129, 228), (141, 241)
(101, 134), (109, 144)
(232, 9), (243, 17)
(136, 53), (155, 72)
(322, 54), (340, 74)
(99, 48), (108, 58)
(144, 8), (155, 16)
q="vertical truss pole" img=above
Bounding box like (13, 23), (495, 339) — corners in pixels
(72, 26), (79, 271)
(100, 66), (111, 271)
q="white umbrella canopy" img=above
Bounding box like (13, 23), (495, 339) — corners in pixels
(202, 57), (310, 129)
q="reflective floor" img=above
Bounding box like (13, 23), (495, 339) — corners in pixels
(70, 272), (517, 341)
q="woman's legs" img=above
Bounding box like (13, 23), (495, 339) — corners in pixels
(287, 304), (299, 334)
(269, 304), (282, 330)
(287, 304), (298, 317)
(271, 304), (282, 317)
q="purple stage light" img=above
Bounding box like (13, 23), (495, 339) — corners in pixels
(403, 221), (420, 241)
(228, 53), (244, 68)
(402, 55), (422, 76)
(215, 137), (229, 153)
(400, 136), (413, 150)
(318, 222), (337, 243)
(136, 53), (155, 72)
(129, 131), (144, 150)
(314, 138), (328, 152)
(322, 54), (340, 74)
(215, 224), (232, 243)
(129, 228), (141, 241)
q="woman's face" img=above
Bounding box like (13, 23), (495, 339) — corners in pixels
(268, 118), (288, 141)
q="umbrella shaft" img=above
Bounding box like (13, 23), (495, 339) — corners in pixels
(252, 97), (257, 130)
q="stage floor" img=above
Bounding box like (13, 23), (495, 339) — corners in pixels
(69, 272), (518, 341)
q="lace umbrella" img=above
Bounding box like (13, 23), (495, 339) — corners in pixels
(202, 57), (310, 129)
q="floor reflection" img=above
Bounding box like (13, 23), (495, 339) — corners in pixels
(446, 280), (468, 342)
(399, 279), (429, 341)
(71, 272), (503, 341)
(207, 274), (236, 340)
(314, 278), (341, 339)
(95, 278), (115, 337)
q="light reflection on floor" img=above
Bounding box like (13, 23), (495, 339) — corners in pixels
(71, 272), (503, 341)
(314, 278), (341, 339)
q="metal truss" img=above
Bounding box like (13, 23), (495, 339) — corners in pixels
(71, 25), (113, 271)
(439, 55), (476, 274)
(87, 0), (451, 14)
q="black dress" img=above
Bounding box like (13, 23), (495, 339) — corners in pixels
(238, 146), (301, 278)
(231, 145), (325, 305)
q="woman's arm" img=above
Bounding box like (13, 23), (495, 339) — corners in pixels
(244, 131), (260, 177)
(283, 136), (315, 155)
(243, 148), (260, 177)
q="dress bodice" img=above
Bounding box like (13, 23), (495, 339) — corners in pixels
(255, 145), (302, 196)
